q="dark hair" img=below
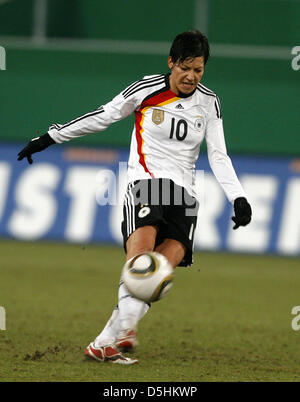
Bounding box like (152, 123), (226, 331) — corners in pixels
(169, 30), (210, 65)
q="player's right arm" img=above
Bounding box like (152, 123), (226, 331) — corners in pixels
(47, 91), (139, 144)
(17, 81), (144, 164)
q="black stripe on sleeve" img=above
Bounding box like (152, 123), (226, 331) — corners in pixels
(122, 80), (141, 97)
(215, 96), (222, 119)
(214, 100), (220, 118)
(58, 107), (104, 131)
(197, 86), (222, 119)
(123, 76), (165, 99)
(49, 124), (60, 130)
(196, 85), (216, 98)
(124, 79), (165, 99)
(123, 75), (164, 97)
(198, 83), (215, 95)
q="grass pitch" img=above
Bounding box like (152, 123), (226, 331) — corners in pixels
(0, 239), (300, 382)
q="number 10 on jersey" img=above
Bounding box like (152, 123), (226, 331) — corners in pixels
(169, 118), (188, 141)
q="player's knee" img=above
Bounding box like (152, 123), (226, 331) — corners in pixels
(126, 226), (158, 260)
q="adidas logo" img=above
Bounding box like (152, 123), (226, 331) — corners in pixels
(175, 103), (184, 109)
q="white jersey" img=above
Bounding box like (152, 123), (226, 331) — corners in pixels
(48, 74), (246, 203)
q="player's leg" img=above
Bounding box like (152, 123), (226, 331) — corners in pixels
(155, 238), (186, 268)
(92, 306), (119, 348)
(116, 180), (198, 348)
(94, 226), (157, 349)
(84, 237), (185, 363)
(116, 236), (189, 350)
(86, 180), (161, 359)
(125, 225), (158, 260)
(86, 180), (192, 360)
(115, 237), (186, 352)
(116, 180), (165, 335)
(116, 225), (158, 350)
(125, 227), (186, 268)
(91, 225), (157, 343)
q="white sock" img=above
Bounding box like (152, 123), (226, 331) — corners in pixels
(93, 279), (151, 347)
(93, 306), (120, 347)
(118, 282), (150, 331)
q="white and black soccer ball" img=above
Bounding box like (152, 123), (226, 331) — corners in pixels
(122, 252), (174, 303)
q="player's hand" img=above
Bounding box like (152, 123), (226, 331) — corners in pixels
(232, 197), (252, 230)
(17, 133), (56, 164)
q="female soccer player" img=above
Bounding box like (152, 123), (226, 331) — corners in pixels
(18, 30), (252, 364)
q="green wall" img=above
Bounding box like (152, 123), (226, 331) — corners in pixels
(209, 0), (299, 46)
(0, 0), (195, 41)
(47, 0), (195, 41)
(1, 0), (298, 45)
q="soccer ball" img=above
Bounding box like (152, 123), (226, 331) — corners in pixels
(122, 252), (174, 303)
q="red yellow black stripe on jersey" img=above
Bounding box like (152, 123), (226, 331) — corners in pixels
(135, 87), (180, 177)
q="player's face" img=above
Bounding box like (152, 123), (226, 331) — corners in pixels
(168, 56), (205, 96)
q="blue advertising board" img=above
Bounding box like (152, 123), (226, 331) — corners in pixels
(0, 142), (300, 256)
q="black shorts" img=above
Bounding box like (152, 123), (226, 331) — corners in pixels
(121, 179), (199, 267)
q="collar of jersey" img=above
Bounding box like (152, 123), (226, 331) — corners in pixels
(164, 73), (197, 99)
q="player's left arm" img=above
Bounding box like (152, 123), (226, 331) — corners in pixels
(205, 96), (252, 230)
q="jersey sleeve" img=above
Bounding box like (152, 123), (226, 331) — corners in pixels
(205, 96), (247, 203)
(47, 83), (142, 144)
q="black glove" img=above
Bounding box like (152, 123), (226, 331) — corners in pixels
(232, 197), (252, 230)
(17, 133), (56, 164)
